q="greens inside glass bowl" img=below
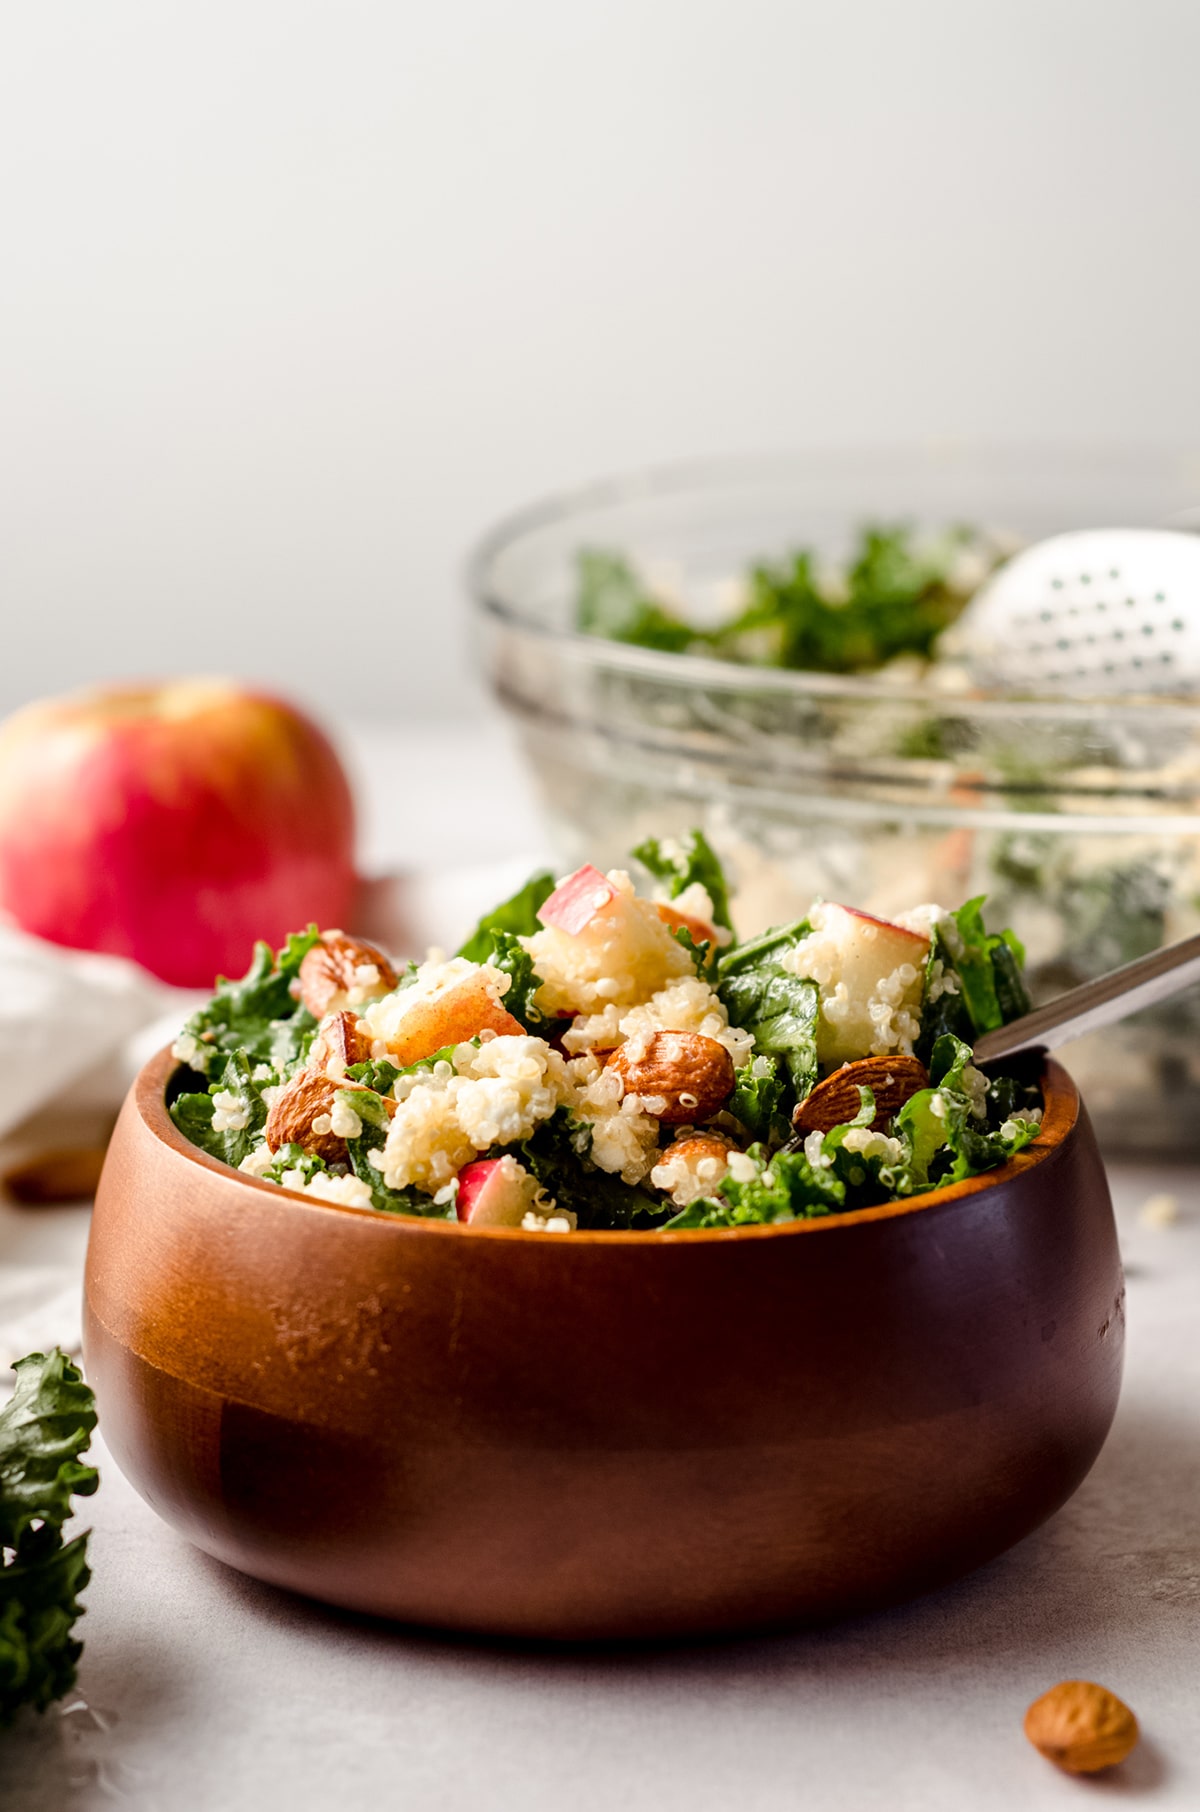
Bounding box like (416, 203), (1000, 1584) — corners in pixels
(169, 833), (1042, 1232)
(575, 521), (1007, 677)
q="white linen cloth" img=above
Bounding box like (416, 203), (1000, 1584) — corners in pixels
(0, 920), (197, 1142)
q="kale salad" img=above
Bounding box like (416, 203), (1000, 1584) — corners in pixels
(576, 523), (1005, 676)
(169, 833), (1043, 1232)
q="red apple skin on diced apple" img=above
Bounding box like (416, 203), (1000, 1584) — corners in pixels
(455, 1156), (539, 1227)
(809, 904), (931, 1067)
(0, 681), (357, 987)
(537, 865), (619, 936)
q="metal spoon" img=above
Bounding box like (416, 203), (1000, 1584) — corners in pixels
(954, 527), (1200, 695)
(973, 930), (1200, 1065)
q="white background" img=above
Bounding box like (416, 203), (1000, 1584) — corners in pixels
(2, 0), (1199, 723)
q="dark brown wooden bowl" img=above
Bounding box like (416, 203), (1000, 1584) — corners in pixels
(83, 1048), (1124, 1641)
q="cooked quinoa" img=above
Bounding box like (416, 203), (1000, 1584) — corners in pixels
(169, 833), (1043, 1231)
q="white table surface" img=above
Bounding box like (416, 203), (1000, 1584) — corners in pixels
(3, 718), (1199, 1809)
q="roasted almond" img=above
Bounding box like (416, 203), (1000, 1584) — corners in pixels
(265, 1070), (389, 1161)
(605, 1032), (735, 1125)
(308, 1010), (375, 1076)
(792, 1054), (929, 1135)
(295, 932), (399, 1018)
(1023, 1680), (1139, 1774)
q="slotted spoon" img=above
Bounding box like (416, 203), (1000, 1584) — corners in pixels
(957, 527), (1200, 695)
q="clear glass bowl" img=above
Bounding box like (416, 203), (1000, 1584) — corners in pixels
(469, 446), (1200, 1155)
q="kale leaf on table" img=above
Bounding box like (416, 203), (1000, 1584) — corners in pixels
(0, 1351), (99, 1727)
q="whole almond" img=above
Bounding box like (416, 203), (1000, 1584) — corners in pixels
(606, 1032), (735, 1125)
(265, 1069), (347, 1161)
(1023, 1680), (1139, 1774)
(295, 932), (399, 1019)
(792, 1055), (929, 1135)
(265, 1071), (389, 1161)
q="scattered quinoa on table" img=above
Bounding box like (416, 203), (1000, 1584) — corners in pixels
(169, 832), (1044, 1231)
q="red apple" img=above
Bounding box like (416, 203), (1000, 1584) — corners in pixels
(455, 1156), (541, 1227)
(0, 680), (357, 986)
(537, 864), (618, 936)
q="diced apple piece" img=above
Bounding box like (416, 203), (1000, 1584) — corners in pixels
(537, 864), (619, 936)
(455, 1155), (543, 1227)
(384, 972), (525, 1066)
(801, 903), (931, 1067)
(654, 900), (718, 949)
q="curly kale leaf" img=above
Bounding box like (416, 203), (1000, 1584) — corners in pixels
(334, 1089), (453, 1217)
(665, 1140), (845, 1229)
(917, 899), (1031, 1061)
(501, 1109), (665, 1230)
(728, 1055), (792, 1145)
(344, 1058), (402, 1094)
(894, 1034), (1040, 1192)
(717, 963), (818, 1100)
(632, 830), (734, 933)
(456, 871), (557, 963)
(169, 1049), (272, 1170)
(482, 933), (570, 1038)
(0, 1351), (99, 1726)
(579, 524), (993, 675)
(576, 550), (696, 653)
(174, 927), (321, 1079)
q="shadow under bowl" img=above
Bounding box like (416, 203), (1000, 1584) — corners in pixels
(83, 1049), (1124, 1641)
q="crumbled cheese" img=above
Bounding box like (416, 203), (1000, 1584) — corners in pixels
(211, 1089), (250, 1133)
(725, 1151), (760, 1184)
(252, 1062), (275, 1082)
(172, 1031), (200, 1066)
(520, 1210), (577, 1233)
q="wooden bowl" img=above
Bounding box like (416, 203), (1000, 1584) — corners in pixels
(83, 1049), (1124, 1641)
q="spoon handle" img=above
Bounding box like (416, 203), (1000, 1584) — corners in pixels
(972, 929), (1200, 1065)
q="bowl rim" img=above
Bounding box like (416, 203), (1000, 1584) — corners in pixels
(136, 1045), (1076, 1245)
(466, 443), (1200, 721)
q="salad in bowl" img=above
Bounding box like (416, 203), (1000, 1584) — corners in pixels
(168, 834), (1043, 1232)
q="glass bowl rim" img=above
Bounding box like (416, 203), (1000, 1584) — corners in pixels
(466, 443), (1200, 724)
